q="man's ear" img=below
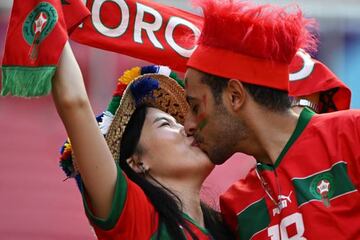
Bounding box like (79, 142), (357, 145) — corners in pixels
(225, 79), (247, 111)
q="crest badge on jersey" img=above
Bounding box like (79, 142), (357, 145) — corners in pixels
(310, 172), (335, 207)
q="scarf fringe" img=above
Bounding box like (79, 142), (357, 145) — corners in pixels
(1, 66), (56, 97)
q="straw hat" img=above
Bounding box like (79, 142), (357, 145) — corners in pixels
(59, 66), (188, 179)
(105, 73), (188, 162)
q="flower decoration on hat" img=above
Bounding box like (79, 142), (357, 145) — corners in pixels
(59, 139), (74, 178)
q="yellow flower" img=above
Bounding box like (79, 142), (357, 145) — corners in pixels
(118, 67), (141, 85)
(64, 138), (72, 152)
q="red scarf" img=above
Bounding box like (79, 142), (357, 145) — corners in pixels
(70, 0), (203, 72)
(69, 1), (350, 110)
(1, 0), (89, 97)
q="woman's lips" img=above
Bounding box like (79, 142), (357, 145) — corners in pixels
(191, 139), (199, 147)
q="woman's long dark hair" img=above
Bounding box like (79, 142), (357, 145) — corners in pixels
(119, 105), (234, 240)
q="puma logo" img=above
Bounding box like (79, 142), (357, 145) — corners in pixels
(273, 191), (293, 216)
(278, 191), (292, 203)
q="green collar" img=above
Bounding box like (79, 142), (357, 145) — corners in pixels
(182, 212), (210, 235)
(151, 213), (211, 240)
(257, 107), (315, 171)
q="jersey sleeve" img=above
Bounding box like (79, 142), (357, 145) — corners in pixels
(219, 171), (258, 235)
(220, 192), (239, 234)
(220, 169), (269, 240)
(81, 164), (159, 239)
(348, 112), (360, 190)
(337, 111), (360, 191)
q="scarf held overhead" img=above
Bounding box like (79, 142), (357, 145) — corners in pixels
(70, 0), (203, 72)
(1, 0), (89, 97)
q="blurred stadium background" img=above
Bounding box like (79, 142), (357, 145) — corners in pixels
(0, 0), (359, 239)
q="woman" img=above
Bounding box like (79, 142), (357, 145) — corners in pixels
(53, 42), (234, 239)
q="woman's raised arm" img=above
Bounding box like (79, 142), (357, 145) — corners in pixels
(52, 42), (117, 219)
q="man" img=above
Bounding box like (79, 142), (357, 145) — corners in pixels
(184, 0), (360, 239)
(289, 49), (351, 114)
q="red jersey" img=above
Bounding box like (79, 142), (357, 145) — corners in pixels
(81, 165), (213, 240)
(220, 108), (360, 240)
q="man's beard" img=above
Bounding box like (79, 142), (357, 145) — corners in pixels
(197, 104), (248, 165)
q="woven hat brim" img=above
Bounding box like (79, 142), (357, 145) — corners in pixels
(105, 74), (189, 162)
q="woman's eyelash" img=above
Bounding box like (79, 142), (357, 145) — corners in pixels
(160, 122), (170, 127)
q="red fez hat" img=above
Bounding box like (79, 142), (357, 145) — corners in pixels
(289, 49), (351, 111)
(187, 0), (318, 91)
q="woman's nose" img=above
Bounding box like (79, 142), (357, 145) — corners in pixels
(180, 127), (187, 136)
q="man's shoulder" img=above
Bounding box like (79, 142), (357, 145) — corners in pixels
(220, 168), (264, 212)
(306, 109), (360, 135)
(222, 168), (257, 194)
(313, 109), (360, 123)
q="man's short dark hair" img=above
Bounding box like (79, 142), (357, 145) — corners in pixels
(200, 72), (291, 112)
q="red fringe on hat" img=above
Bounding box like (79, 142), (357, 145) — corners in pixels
(192, 0), (318, 64)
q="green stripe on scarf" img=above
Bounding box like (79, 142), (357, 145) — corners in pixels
(1, 66), (56, 97)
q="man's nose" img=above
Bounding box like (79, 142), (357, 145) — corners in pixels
(184, 112), (197, 136)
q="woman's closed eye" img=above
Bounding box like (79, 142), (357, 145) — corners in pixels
(153, 116), (177, 128)
(160, 121), (171, 127)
